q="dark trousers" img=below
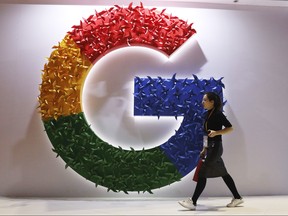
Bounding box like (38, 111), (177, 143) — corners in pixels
(191, 174), (241, 205)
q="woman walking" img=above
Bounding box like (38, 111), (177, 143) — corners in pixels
(178, 92), (244, 210)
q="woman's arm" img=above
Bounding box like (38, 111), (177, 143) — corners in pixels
(208, 127), (233, 137)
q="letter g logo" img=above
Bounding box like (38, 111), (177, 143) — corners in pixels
(39, 3), (224, 193)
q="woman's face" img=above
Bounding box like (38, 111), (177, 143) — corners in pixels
(202, 94), (214, 110)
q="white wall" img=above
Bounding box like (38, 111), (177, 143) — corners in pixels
(0, 2), (288, 198)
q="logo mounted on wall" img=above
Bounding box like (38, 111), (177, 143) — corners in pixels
(38, 3), (224, 193)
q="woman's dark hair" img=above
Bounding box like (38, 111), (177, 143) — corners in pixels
(205, 92), (223, 111)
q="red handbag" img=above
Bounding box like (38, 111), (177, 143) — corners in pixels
(192, 159), (203, 182)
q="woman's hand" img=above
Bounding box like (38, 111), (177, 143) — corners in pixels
(208, 127), (233, 137)
(208, 130), (217, 137)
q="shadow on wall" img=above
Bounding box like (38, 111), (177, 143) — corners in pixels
(2, 104), (91, 197)
(221, 103), (248, 194)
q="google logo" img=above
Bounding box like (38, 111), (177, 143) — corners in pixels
(39, 3), (223, 193)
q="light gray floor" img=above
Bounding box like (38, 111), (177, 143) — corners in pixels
(1, 196), (288, 215)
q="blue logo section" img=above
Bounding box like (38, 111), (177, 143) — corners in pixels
(134, 74), (225, 176)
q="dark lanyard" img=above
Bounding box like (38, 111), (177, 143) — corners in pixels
(205, 108), (215, 133)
